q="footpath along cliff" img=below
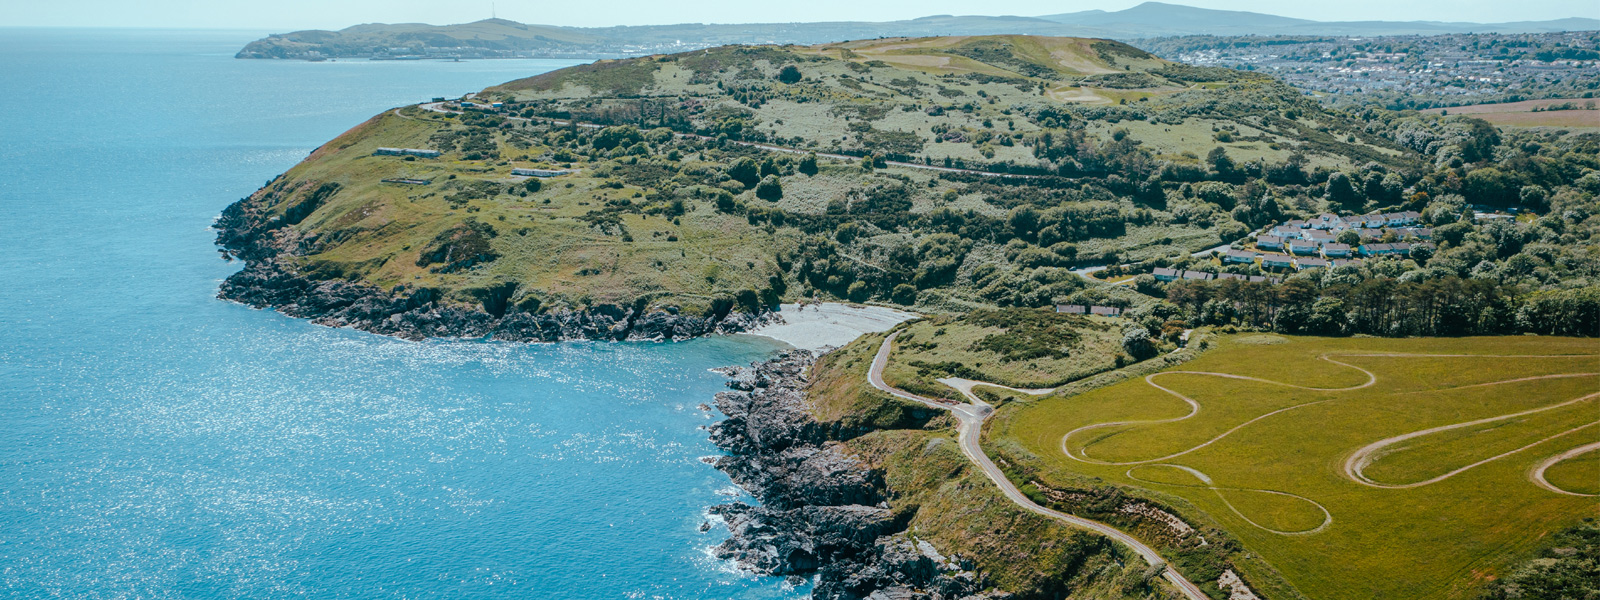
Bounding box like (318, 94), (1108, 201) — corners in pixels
(705, 350), (998, 600)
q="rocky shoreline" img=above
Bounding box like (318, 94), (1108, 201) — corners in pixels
(705, 351), (1004, 600)
(212, 188), (766, 343)
(218, 260), (766, 342)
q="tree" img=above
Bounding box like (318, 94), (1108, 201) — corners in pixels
(1324, 171), (1362, 209)
(1463, 167), (1517, 206)
(1013, 247), (1060, 269)
(591, 125), (642, 151)
(1194, 181), (1236, 209)
(713, 190), (740, 213)
(755, 175), (784, 201)
(890, 283), (918, 305)
(1231, 192), (1284, 228)
(1207, 147), (1237, 180)
(728, 157), (760, 188)
(1519, 184), (1550, 211)
(1007, 205), (1041, 240)
(847, 281), (870, 301)
(798, 153), (819, 176)
(1122, 327), (1158, 360)
(835, 221), (861, 244)
(1337, 229), (1361, 245)
(777, 65), (803, 84)
(1409, 243), (1433, 265)
(1218, 221), (1248, 242)
(1425, 194), (1469, 225)
(760, 156), (780, 177)
(1457, 118), (1500, 163)
(522, 178), (542, 193)
(1306, 297), (1347, 335)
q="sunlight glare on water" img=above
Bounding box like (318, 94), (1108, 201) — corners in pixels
(0, 27), (799, 600)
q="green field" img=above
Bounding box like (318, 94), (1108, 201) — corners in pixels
(996, 334), (1600, 599)
(879, 308), (1130, 400)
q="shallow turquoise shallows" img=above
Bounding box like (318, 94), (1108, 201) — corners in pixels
(0, 28), (799, 599)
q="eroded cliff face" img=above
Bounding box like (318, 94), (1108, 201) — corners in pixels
(705, 351), (1002, 600)
(213, 183), (766, 343)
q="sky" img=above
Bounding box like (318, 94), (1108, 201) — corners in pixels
(1, 0), (1595, 30)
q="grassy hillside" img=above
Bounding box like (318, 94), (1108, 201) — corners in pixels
(228, 35), (1426, 320)
(879, 308), (1133, 399)
(217, 30), (1600, 600)
(806, 330), (1185, 599)
(995, 333), (1600, 600)
(488, 35), (1402, 169)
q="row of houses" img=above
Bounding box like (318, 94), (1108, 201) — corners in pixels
(373, 147), (442, 158)
(1263, 225), (1432, 245)
(1252, 237), (1355, 258)
(1300, 211), (1421, 230)
(1233, 241), (1429, 264)
(1152, 268), (1284, 283)
(1055, 304), (1123, 317)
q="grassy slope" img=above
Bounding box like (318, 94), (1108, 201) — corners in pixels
(489, 35), (1398, 168)
(996, 333), (1600, 600)
(246, 35), (1406, 315)
(880, 308), (1127, 399)
(252, 107), (796, 313)
(807, 332), (1178, 600)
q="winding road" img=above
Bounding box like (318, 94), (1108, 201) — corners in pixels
(867, 331), (1210, 600)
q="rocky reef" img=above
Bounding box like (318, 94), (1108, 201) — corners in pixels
(706, 351), (1004, 600)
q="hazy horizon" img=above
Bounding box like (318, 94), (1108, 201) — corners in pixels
(3, 0), (1596, 32)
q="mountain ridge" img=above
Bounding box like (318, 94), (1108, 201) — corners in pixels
(235, 2), (1598, 59)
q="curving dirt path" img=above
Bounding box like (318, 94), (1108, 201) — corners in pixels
(868, 331), (1210, 600)
(936, 377), (1055, 400)
(1055, 352), (1599, 536)
(1529, 440), (1600, 497)
(1344, 392), (1600, 489)
(1126, 464), (1333, 536)
(1061, 355), (1377, 467)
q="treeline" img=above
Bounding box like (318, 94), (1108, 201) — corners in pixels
(1163, 276), (1599, 337)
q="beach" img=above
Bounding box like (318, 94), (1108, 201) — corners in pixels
(743, 303), (918, 352)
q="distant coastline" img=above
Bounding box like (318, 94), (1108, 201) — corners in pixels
(233, 5), (1599, 62)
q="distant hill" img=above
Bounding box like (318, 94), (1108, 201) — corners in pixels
(1040, 2), (1313, 33)
(236, 3), (1598, 60)
(1038, 2), (1598, 36)
(1038, 2), (1599, 36)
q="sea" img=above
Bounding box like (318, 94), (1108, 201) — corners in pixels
(0, 28), (802, 599)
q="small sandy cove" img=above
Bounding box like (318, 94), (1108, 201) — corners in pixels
(744, 303), (918, 352)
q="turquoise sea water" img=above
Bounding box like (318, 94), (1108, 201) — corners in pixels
(0, 28), (799, 599)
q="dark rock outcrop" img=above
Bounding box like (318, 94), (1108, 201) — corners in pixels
(707, 351), (999, 600)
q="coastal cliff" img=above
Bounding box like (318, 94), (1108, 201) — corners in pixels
(703, 340), (1187, 600)
(213, 180), (768, 342)
(705, 350), (995, 600)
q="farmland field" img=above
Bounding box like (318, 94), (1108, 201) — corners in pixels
(996, 333), (1600, 600)
(1422, 98), (1600, 129)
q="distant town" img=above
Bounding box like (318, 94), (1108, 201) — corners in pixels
(1140, 31), (1600, 109)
